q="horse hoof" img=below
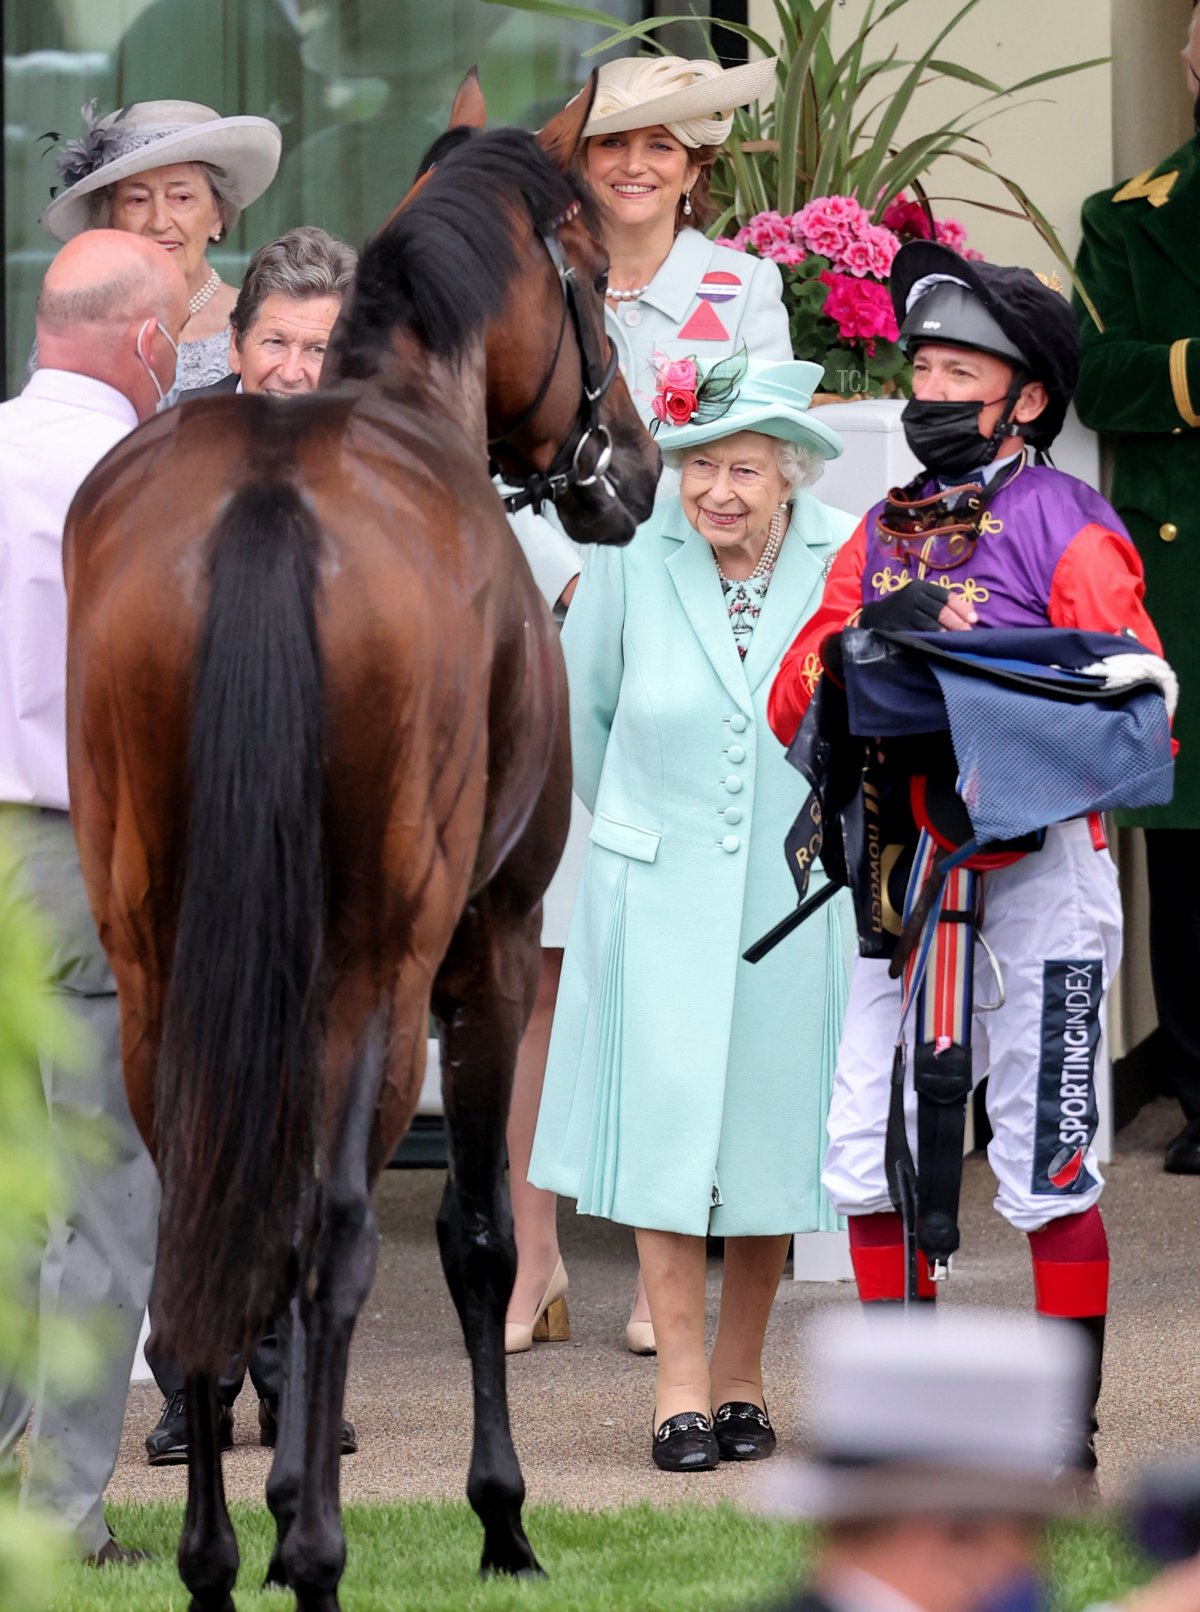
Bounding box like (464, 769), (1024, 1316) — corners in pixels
(480, 1542), (544, 1579)
(262, 1552), (289, 1591)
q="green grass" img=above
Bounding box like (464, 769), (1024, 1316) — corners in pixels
(46, 1503), (1152, 1612)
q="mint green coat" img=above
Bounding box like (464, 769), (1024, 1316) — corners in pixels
(528, 490), (857, 1237)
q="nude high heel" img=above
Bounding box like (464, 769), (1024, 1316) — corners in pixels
(625, 1319), (657, 1355)
(505, 1257), (570, 1354)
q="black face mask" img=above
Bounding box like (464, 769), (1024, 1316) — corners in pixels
(901, 395), (1014, 480)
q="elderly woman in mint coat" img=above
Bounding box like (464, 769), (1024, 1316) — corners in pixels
(529, 360), (856, 1472)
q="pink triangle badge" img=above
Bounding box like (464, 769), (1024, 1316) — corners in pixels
(677, 300), (730, 342)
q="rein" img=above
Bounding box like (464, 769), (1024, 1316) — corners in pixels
(489, 198), (620, 516)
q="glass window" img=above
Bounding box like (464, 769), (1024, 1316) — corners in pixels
(5, 0), (741, 396)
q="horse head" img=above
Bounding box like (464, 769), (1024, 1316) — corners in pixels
(326, 74), (660, 547)
(482, 78), (661, 545)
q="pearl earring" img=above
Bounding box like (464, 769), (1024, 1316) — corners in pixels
(682, 191), (693, 216)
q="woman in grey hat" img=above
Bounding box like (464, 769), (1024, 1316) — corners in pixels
(40, 100), (281, 392)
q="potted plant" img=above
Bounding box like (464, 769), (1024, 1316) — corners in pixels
(718, 190), (983, 400)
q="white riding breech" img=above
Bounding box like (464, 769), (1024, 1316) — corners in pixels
(822, 818), (1123, 1234)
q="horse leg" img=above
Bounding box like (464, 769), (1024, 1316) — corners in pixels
(280, 1021), (384, 1612)
(178, 1374), (238, 1612)
(262, 1288), (306, 1589)
(433, 899), (542, 1578)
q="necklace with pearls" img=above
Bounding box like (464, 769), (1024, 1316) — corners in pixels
(605, 282), (651, 303)
(713, 503), (788, 583)
(187, 267), (221, 319)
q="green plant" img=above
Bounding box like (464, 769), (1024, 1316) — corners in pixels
(0, 842), (93, 1611)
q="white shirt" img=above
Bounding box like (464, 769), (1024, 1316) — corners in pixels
(0, 369), (138, 808)
(822, 1566), (936, 1612)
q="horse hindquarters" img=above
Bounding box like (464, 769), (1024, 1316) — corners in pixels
(153, 483), (326, 1609)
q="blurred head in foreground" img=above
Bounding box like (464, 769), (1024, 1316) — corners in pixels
(764, 1308), (1091, 1612)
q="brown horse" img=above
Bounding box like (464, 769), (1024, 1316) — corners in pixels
(63, 75), (658, 1612)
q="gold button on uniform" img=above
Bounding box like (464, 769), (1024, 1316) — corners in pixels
(1160, 522), (1178, 543)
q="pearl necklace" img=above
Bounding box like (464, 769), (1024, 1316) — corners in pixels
(187, 267), (221, 319)
(605, 283), (651, 303)
(713, 504), (788, 583)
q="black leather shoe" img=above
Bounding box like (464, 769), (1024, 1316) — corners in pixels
(83, 1535), (155, 1567)
(258, 1396), (358, 1455)
(714, 1400), (777, 1461)
(651, 1411), (719, 1472)
(1164, 1122), (1200, 1175)
(145, 1389), (233, 1466)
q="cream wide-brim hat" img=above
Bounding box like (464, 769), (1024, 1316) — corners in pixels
(42, 100), (282, 242)
(582, 55), (777, 148)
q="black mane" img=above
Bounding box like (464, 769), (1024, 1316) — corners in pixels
(335, 126), (595, 372)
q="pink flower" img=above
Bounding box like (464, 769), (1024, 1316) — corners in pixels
(820, 270), (900, 352)
(659, 357), (697, 391)
(839, 237), (876, 277)
(715, 234), (746, 250)
(805, 226), (848, 261)
(765, 241), (808, 266)
(864, 223), (899, 278)
(746, 210), (793, 254)
(795, 195), (870, 247)
(963, 247), (986, 261)
(652, 387), (698, 426)
(935, 217), (969, 252)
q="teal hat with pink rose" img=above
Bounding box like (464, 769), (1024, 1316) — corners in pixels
(652, 353), (844, 461)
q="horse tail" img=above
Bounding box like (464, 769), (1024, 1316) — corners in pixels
(154, 481), (325, 1375)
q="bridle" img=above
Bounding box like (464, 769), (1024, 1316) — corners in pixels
(489, 198), (621, 516)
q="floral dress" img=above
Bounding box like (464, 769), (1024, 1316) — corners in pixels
(718, 565), (776, 659)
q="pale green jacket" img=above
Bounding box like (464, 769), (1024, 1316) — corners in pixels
(529, 489), (857, 1236)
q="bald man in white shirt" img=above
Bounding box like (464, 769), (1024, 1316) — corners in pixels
(0, 230), (186, 1566)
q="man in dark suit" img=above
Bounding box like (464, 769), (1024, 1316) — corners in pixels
(1073, 5), (1200, 1173)
(146, 224), (356, 1466)
(766, 1308), (1089, 1612)
(175, 224), (356, 406)
(179, 371), (238, 400)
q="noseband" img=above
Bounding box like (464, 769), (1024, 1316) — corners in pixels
(490, 198), (621, 517)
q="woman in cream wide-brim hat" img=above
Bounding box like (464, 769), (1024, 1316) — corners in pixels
(505, 50), (799, 1366)
(40, 100), (281, 392)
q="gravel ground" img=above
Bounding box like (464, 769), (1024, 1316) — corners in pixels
(106, 1097), (1200, 1510)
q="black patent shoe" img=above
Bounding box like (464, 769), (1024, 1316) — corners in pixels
(714, 1400), (777, 1461)
(258, 1395), (358, 1455)
(651, 1411), (719, 1472)
(83, 1534), (155, 1567)
(1164, 1121), (1200, 1175)
(145, 1389), (233, 1466)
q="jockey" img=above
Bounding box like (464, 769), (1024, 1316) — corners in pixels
(768, 240), (1167, 1469)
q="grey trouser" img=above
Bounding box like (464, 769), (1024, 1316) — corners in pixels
(0, 808), (158, 1556)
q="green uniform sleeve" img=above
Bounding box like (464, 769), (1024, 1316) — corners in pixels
(1073, 193), (1200, 436)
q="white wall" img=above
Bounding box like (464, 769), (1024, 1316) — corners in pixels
(746, 0), (1194, 268)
